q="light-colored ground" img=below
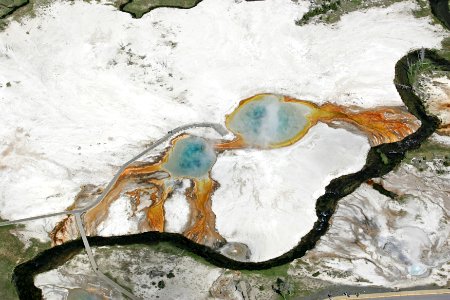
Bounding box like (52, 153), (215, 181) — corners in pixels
(0, 0), (445, 244)
(211, 123), (369, 261)
(298, 160), (450, 288)
(35, 244), (224, 300)
(418, 75), (450, 135)
(0, 0), (448, 295)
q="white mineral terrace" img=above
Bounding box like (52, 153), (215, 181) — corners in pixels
(0, 0), (446, 266)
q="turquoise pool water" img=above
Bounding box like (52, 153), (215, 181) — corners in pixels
(228, 95), (312, 147)
(163, 136), (217, 178)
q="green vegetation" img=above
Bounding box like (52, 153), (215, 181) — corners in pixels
(406, 140), (450, 160)
(295, 0), (341, 26)
(439, 37), (450, 61)
(241, 263), (290, 278)
(407, 45), (449, 99)
(271, 277), (295, 300)
(148, 241), (214, 265)
(0, 219), (50, 300)
(295, 0), (404, 26)
(120, 0), (201, 18)
(241, 264), (309, 299)
(295, 0), (440, 26)
(106, 241), (214, 267)
(95, 244), (320, 300)
(412, 0), (430, 18)
(0, 0), (54, 31)
(377, 150), (389, 165)
(157, 280), (165, 289)
(405, 44), (450, 175)
(404, 140), (450, 172)
(413, 0), (450, 33)
(0, 0), (28, 19)
(407, 58), (441, 86)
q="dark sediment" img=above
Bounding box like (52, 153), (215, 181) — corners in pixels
(429, 0), (450, 30)
(119, 0), (203, 19)
(370, 181), (399, 199)
(119, 0), (262, 19)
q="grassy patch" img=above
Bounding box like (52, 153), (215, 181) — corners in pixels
(120, 0), (201, 18)
(0, 219), (50, 300)
(295, 0), (341, 26)
(11, 0), (53, 19)
(376, 149), (389, 165)
(107, 241), (215, 267)
(241, 263), (290, 278)
(404, 140), (450, 164)
(407, 58), (437, 85)
(0, 0), (28, 19)
(407, 47), (450, 94)
(295, 0), (404, 26)
(241, 263), (309, 299)
(412, 0), (430, 18)
(438, 37), (450, 61)
(0, 0), (54, 31)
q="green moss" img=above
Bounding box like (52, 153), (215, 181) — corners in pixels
(412, 0), (430, 18)
(295, 0), (404, 26)
(157, 280), (165, 289)
(295, 0), (341, 26)
(438, 37), (450, 61)
(0, 0), (55, 31)
(241, 263), (290, 278)
(120, 0), (201, 18)
(0, 0), (28, 19)
(404, 140), (450, 165)
(112, 242), (214, 267)
(350, 0), (362, 5)
(378, 150), (389, 165)
(407, 58), (438, 85)
(0, 219), (50, 300)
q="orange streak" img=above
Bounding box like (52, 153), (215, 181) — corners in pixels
(214, 136), (247, 151)
(119, 163), (162, 178)
(183, 177), (225, 248)
(81, 163), (165, 237)
(52, 93), (422, 247)
(317, 103), (420, 146)
(283, 95), (320, 109)
(145, 182), (173, 232)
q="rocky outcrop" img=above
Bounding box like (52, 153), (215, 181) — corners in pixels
(417, 76), (450, 136)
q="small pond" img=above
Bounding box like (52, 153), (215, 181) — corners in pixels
(162, 136), (217, 178)
(226, 94), (313, 147)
